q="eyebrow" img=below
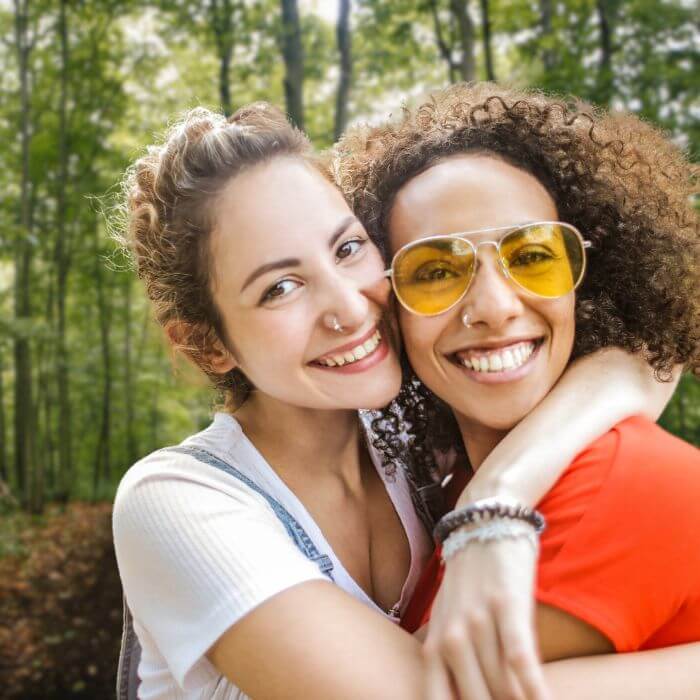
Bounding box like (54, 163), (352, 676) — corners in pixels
(240, 215), (358, 292)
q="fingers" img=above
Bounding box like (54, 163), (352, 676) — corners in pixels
(422, 538), (551, 700)
(495, 598), (551, 700)
(435, 623), (491, 700)
(471, 608), (525, 700)
(424, 644), (458, 700)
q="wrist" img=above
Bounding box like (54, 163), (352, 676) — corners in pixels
(434, 497), (546, 544)
(455, 470), (529, 509)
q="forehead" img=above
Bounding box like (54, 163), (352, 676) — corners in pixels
(388, 154), (558, 252)
(210, 157), (350, 280)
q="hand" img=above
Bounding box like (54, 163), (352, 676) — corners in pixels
(422, 535), (551, 700)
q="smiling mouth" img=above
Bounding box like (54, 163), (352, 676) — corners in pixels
(312, 329), (383, 368)
(450, 338), (544, 374)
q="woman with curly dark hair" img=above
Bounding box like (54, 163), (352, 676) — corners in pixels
(336, 82), (700, 698)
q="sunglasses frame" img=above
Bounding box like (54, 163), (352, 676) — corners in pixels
(384, 221), (592, 317)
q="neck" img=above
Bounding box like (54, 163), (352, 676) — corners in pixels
(453, 413), (508, 471)
(233, 391), (364, 486)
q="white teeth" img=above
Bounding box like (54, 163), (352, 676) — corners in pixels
(489, 354), (503, 371)
(502, 350), (515, 369)
(460, 341), (537, 374)
(320, 330), (382, 367)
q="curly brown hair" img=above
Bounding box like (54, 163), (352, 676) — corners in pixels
(118, 103), (316, 410)
(334, 83), (699, 511)
(336, 82), (699, 376)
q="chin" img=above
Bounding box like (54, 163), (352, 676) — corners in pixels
(458, 393), (546, 433)
(360, 376), (403, 409)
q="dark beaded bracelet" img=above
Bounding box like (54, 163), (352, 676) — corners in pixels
(433, 498), (546, 544)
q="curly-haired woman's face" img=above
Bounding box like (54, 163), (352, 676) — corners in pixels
(388, 154), (575, 436)
(207, 157), (402, 411)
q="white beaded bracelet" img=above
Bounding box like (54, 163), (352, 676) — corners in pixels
(441, 518), (539, 562)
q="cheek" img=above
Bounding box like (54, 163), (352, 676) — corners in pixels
(398, 310), (443, 367)
(546, 296), (576, 363)
(232, 307), (313, 370)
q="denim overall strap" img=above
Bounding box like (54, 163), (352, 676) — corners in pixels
(117, 444), (335, 700)
(168, 445), (335, 578)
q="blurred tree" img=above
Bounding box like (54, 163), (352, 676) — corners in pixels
(0, 351), (7, 482)
(479, 0), (495, 80)
(158, 0), (248, 116)
(279, 0), (305, 127)
(54, 0), (72, 502)
(334, 0), (352, 140)
(0, 0), (697, 521)
(427, 0), (477, 82)
(594, 0), (619, 105)
(10, 0), (38, 509)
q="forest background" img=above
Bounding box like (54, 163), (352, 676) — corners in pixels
(0, 0), (698, 697)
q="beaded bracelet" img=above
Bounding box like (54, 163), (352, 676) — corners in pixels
(433, 497), (546, 545)
(441, 519), (539, 562)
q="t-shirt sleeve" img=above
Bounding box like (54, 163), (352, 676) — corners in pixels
(112, 452), (327, 691)
(536, 418), (700, 652)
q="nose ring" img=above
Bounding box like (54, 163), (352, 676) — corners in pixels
(326, 314), (345, 333)
(462, 312), (472, 329)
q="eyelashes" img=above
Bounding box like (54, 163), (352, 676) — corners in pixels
(258, 236), (369, 305)
(260, 278), (301, 303)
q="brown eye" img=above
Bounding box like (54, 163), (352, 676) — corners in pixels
(413, 261), (460, 282)
(508, 246), (556, 268)
(336, 238), (365, 261)
(261, 279), (301, 303)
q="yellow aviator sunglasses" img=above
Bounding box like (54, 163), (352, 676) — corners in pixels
(384, 221), (591, 316)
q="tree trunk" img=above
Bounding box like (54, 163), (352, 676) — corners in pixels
(92, 221), (111, 497)
(33, 270), (55, 509)
(595, 0), (614, 104)
(124, 276), (137, 465)
(333, 0), (352, 141)
(428, 0), (457, 84)
(539, 0), (555, 74)
(55, 0), (73, 501)
(450, 0), (476, 82)
(479, 0), (495, 81)
(279, 0), (304, 129)
(0, 352), (7, 483)
(209, 0), (235, 116)
(12, 0), (35, 507)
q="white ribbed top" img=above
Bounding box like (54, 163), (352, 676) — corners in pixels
(113, 412), (432, 700)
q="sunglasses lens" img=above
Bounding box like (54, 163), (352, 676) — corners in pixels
(501, 223), (585, 297)
(393, 238), (475, 314)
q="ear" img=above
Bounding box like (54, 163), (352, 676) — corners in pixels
(166, 320), (237, 375)
(207, 336), (238, 374)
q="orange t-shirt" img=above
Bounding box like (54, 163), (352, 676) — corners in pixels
(401, 417), (700, 651)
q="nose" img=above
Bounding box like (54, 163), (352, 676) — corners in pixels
(462, 247), (524, 330)
(321, 269), (371, 334)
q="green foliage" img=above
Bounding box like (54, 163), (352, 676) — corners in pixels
(0, 0), (697, 517)
(0, 3), (696, 694)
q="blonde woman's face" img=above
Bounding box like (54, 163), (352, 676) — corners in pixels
(208, 157), (402, 410)
(388, 155), (576, 432)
